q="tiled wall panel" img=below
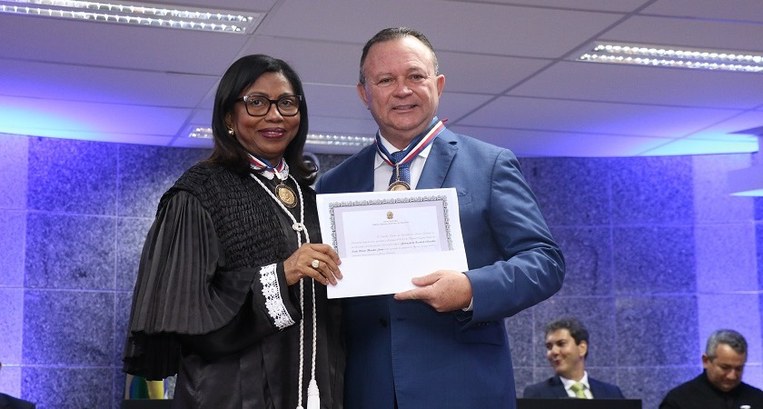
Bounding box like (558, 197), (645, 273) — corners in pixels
(0, 135), (760, 409)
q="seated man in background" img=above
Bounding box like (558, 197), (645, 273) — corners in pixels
(523, 317), (625, 399)
(660, 329), (763, 409)
(0, 361), (35, 409)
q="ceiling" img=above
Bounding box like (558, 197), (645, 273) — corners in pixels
(1, 0), (763, 157)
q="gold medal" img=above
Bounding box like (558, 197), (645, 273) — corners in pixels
(275, 183), (297, 208)
(387, 180), (411, 191)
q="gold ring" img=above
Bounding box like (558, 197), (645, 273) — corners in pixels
(311, 259), (320, 269)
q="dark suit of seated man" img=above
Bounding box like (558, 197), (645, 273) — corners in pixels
(659, 329), (763, 409)
(0, 393), (35, 409)
(523, 317), (625, 399)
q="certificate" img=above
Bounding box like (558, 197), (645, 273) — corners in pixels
(316, 188), (468, 298)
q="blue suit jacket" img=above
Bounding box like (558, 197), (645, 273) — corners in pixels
(523, 375), (626, 399)
(315, 129), (565, 409)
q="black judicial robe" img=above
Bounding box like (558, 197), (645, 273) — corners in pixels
(123, 163), (344, 409)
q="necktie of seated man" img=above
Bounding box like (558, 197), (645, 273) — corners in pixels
(389, 151), (411, 185)
(570, 382), (589, 399)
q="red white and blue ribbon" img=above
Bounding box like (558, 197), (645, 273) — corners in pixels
(376, 117), (445, 168)
(248, 153), (289, 181)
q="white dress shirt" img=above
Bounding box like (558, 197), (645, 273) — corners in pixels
(373, 135), (432, 192)
(560, 371), (593, 399)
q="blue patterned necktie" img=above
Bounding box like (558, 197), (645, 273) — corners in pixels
(389, 150), (411, 186)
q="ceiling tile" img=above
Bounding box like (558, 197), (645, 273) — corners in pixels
(0, 95), (191, 137)
(460, 96), (744, 138)
(448, 125), (673, 157)
(0, 0), (760, 156)
(602, 14), (763, 52)
(1, 60), (218, 107)
(513, 61), (763, 110)
(438, 52), (550, 94)
(642, 0), (763, 22)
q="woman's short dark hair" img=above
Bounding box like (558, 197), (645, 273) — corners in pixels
(207, 54), (315, 183)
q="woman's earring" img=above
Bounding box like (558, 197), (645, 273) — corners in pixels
(227, 128), (235, 136)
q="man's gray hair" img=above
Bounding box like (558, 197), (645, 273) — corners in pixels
(358, 27), (439, 85)
(705, 329), (747, 358)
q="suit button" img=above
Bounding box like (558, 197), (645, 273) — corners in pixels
(378, 318), (388, 327)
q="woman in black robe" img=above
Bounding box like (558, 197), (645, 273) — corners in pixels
(123, 54), (344, 409)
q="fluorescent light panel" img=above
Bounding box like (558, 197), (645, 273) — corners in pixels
(188, 127), (375, 148)
(0, 0), (263, 33)
(307, 133), (375, 148)
(579, 41), (763, 73)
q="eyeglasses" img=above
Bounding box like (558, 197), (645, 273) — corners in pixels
(236, 94), (302, 117)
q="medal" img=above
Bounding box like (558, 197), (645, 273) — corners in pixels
(247, 154), (297, 207)
(388, 164), (411, 191)
(388, 181), (411, 191)
(275, 183), (297, 208)
(377, 117), (445, 192)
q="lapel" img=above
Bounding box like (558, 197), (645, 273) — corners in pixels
(417, 129), (458, 189)
(550, 376), (570, 398)
(588, 378), (605, 397)
(342, 145), (376, 192)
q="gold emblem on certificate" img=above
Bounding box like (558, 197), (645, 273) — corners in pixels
(388, 180), (411, 191)
(275, 183), (297, 208)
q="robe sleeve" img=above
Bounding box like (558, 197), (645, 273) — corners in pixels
(123, 191), (300, 379)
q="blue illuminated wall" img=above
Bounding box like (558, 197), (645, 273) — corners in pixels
(0, 133), (760, 409)
(0, 134), (210, 409)
(511, 153), (763, 409)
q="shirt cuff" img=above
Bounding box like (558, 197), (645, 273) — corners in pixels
(461, 297), (473, 312)
(461, 272), (473, 311)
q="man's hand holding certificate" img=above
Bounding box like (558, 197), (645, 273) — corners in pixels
(316, 187), (468, 299)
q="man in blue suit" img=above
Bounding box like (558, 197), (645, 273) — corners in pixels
(523, 317), (625, 399)
(315, 27), (565, 409)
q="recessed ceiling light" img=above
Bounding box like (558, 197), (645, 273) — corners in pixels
(0, 0), (264, 33)
(188, 127), (213, 139)
(188, 127), (375, 148)
(578, 41), (763, 73)
(307, 133), (375, 148)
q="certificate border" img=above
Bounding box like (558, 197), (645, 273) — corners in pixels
(327, 194), (454, 253)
